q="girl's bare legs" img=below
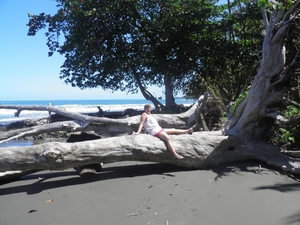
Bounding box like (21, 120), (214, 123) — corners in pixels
(164, 127), (193, 135)
(157, 131), (184, 159)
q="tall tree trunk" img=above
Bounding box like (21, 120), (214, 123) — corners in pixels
(164, 72), (175, 109)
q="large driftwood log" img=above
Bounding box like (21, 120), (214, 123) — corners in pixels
(0, 95), (209, 179)
(1, 131), (300, 177)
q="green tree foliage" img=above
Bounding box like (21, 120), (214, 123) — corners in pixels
(27, 0), (217, 109)
(229, 85), (251, 116)
(271, 106), (300, 148)
(185, 0), (263, 103)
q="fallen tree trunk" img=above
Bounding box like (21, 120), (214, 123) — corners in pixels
(0, 95), (207, 144)
(1, 131), (299, 177)
(0, 95), (209, 180)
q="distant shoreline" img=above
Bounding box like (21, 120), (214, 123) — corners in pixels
(0, 99), (196, 125)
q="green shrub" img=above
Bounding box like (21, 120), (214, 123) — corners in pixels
(272, 105), (300, 147)
(229, 86), (251, 116)
(284, 105), (300, 118)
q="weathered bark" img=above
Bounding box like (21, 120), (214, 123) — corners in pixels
(67, 132), (103, 177)
(224, 0), (300, 138)
(1, 131), (300, 178)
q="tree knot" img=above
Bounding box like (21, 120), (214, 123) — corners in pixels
(41, 148), (63, 163)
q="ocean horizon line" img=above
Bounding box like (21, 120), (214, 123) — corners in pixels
(0, 98), (145, 102)
(0, 96), (193, 102)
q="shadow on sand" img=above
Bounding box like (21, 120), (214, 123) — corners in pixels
(0, 162), (191, 195)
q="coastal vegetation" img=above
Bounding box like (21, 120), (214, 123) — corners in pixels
(26, 0), (263, 110)
(1, 0), (300, 179)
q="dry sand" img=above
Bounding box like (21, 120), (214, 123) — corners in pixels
(1, 161), (300, 225)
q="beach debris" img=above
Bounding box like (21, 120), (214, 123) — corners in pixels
(166, 220), (169, 225)
(127, 197), (151, 217)
(147, 221), (152, 224)
(214, 174), (223, 181)
(186, 188), (192, 191)
(149, 184), (153, 188)
(255, 164), (262, 173)
(46, 199), (53, 203)
(28, 210), (37, 213)
(169, 193), (173, 196)
(282, 171), (300, 181)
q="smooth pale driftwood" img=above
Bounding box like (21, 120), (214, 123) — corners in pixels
(0, 121), (82, 145)
(1, 131), (300, 178)
(224, 0), (300, 139)
(0, 95), (207, 179)
(0, 95), (207, 145)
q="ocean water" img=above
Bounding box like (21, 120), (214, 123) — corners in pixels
(0, 98), (196, 125)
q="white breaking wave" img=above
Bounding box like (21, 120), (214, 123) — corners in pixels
(0, 99), (195, 125)
(0, 103), (146, 125)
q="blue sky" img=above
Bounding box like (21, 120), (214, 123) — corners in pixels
(0, 0), (163, 100)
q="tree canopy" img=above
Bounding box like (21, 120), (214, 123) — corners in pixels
(27, 0), (299, 114)
(28, 0), (219, 109)
(185, 0), (264, 102)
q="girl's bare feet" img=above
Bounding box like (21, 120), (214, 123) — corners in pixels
(174, 154), (184, 159)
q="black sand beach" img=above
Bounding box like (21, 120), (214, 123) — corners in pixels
(1, 161), (300, 225)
